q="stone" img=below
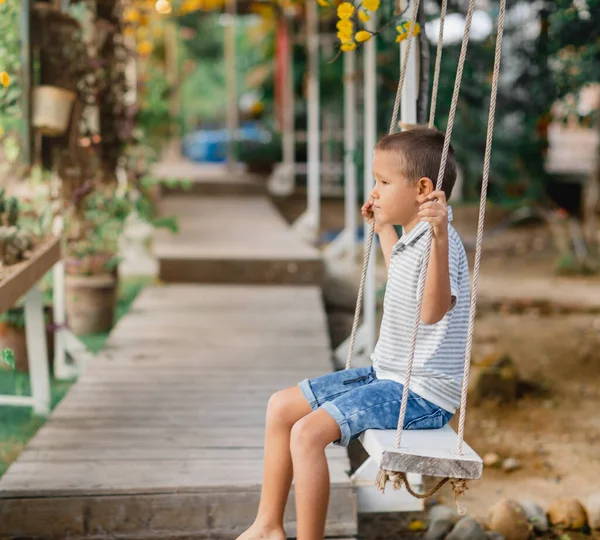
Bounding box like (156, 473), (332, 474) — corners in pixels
(520, 500), (549, 533)
(586, 492), (600, 529)
(446, 516), (487, 540)
(424, 504), (458, 540)
(502, 457), (522, 473)
(486, 499), (531, 540)
(483, 452), (501, 468)
(547, 498), (588, 530)
(471, 354), (519, 405)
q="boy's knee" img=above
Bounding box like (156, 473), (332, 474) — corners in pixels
(267, 389), (296, 426)
(290, 417), (319, 454)
(290, 414), (335, 454)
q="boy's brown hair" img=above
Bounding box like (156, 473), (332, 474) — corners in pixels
(375, 127), (457, 200)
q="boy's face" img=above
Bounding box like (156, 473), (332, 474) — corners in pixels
(371, 149), (427, 228)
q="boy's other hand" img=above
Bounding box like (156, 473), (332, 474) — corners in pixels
(419, 190), (448, 239)
(361, 199), (382, 234)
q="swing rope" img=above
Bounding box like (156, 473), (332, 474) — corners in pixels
(344, 0), (507, 502)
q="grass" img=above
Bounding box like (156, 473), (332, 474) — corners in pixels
(0, 275), (153, 478)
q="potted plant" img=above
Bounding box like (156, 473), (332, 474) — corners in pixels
(0, 188), (55, 372)
(63, 183), (177, 335)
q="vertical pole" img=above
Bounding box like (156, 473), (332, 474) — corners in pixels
(165, 22), (180, 139)
(307, 0), (320, 236)
(25, 284), (51, 415)
(20, 0), (31, 165)
(401, 0), (418, 126)
(282, 16), (295, 185)
(344, 46), (357, 261)
(363, 15), (377, 352)
(225, 0), (238, 170)
(52, 217), (70, 380)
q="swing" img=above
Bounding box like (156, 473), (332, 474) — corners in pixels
(345, 0), (506, 506)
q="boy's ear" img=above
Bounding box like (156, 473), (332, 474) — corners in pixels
(416, 177), (434, 201)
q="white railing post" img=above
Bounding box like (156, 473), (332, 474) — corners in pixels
(325, 37), (357, 262)
(293, 0), (320, 241)
(363, 13), (378, 354)
(24, 284), (51, 415)
(225, 0), (238, 171)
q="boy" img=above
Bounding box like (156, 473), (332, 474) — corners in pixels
(238, 127), (470, 540)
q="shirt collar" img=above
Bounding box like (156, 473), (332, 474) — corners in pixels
(396, 205), (454, 248)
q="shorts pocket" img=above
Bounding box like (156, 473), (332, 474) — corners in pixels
(404, 409), (446, 430)
(342, 374), (370, 385)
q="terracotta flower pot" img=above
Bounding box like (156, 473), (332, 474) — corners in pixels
(65, 273), (118, 335)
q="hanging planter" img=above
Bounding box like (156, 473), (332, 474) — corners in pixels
(32, 86), (76, 137)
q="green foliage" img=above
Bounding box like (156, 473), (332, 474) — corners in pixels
(137, 64), (173, 149)
(1, 349), (15, 370)
(548, 0), (600, 99)
(0, 0), (22, 136)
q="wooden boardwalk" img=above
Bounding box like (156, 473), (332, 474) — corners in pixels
(0, 285), (356, 539)
(154, 196), (324, 285)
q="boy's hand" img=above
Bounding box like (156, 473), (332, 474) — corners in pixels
(361, 199), (382, 234)
(419, 190), (448, 239)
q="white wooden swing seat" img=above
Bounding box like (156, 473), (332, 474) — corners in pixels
(360, 426), (483, 480)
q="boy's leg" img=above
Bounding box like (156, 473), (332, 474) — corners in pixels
(238, 386), (312, 540)
(290, 409), (342, 540)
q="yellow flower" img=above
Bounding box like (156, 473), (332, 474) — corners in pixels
(358, 10), (370, 22)
(336, 19), (353, 33)
(317, 0), (330, 6)
(362, 0), (380, 11)
(341, 42), (357, 52)
(124, 7), (141, 23)
(337, 2), (354, 19)
(337, 30), (353, 43)
(0, 72), (10, 87)
(0, 0), (6, 4)
(355, 30), (372, 42)
(0, 127), (3, 137)
(136, 40), (154, 56)
(396, 21), (421, 37)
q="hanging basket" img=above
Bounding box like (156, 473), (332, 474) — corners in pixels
(32, 86), (76, 137)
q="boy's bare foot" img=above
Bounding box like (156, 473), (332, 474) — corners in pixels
(236, 523), (286, 540)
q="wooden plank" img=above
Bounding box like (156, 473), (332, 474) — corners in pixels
(153, 197), (323, 285)
(150, 159), (266, 196)
(0, 459), (351, 496)
(0, 283), (355, 538)
(17, 447), (349, 462)
(0, 488), (356, 540)
(0, 236), (61, 312)
(27, 426), (270, 448)
(360, 426), (483, 480)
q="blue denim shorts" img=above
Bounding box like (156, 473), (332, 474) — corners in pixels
(298, 366), (453, 447)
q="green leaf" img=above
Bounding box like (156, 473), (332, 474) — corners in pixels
(152, 215), (179, 234)
(1, 348), (15, 369)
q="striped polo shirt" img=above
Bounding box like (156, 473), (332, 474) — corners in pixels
(371, 205), (470, 414)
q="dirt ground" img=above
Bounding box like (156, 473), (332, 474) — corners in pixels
(274, 196), (600, 533)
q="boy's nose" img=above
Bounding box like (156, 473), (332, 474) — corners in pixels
(370, 188), (378, 200)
